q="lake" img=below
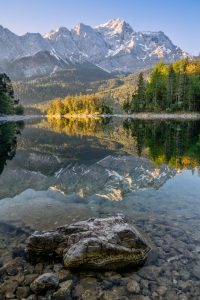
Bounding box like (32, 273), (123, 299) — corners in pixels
(0, 117), (200, 299)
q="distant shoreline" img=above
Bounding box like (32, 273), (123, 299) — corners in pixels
(48, 113), (200, 119)
(0, 115), (42, 122)
(1, 112), (200, 122)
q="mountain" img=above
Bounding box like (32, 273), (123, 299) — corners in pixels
(0, 19), (193, 79)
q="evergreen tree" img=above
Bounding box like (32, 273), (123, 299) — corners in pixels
(0, 73), (15, 114)
(135, 72), (146, 111)
(123, 58), (200, 113)
(166, 63), (176, 108)
(123, 93), (130, 113)
(0, 73), (22, 115)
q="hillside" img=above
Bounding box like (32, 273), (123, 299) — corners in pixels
(13, 66), (152, 113)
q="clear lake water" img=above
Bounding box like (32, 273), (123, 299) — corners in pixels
(0, 117), (200, 299)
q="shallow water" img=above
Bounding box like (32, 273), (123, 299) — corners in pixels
(0, 117), (200, 299)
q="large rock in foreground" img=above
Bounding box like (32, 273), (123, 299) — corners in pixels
(26, 214), (151, 270)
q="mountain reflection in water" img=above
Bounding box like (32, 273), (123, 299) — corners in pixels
(0, 151), (180, 201)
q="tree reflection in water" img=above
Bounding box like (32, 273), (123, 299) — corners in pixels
(0, 122), (22, 175)
(47, 117), (112, 136)
(123, 119), (200, 170)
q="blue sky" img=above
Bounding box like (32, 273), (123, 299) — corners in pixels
(0, 0), (199, 55)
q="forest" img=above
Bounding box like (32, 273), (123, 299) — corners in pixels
(12, 67), (152, 114)
(47, 94), (112, 115)
(12, 66), (116, 106)
(123, 119), (200, 169)
(123, 58), (200, 113)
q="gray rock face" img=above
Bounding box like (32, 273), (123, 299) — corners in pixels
(71, 23), (108, 63)
(0, 26), (51, 61)
(26, 214), (151, 270)
(0, 19), (192, 78)
(44, 27), (79, 60)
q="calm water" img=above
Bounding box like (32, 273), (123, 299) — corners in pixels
(0, 117), (200, 299)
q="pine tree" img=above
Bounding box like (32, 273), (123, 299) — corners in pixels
(0, 73), (15, 114)
(123, 93), (131, 113)
(135, 72), (146, 111)
(166, 63), (176, 109)
(56, 98), (64, 115)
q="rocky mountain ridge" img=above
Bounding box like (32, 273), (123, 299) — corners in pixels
(0, 19), (193, 79)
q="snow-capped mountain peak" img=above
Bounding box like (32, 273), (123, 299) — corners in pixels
(43, 26), (70, 40)
(0, 20), (193, 78)
(95, 18), (133, 36)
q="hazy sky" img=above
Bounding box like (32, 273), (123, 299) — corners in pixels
(0, 0), (199, 55)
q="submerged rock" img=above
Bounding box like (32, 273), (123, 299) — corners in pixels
(0, 278), (19, 298)
(26, 214), (151, 270)
(0, 257), (26, 276)
(127, 280), (140, 293)
(30, 273), (59, 292)
(53, 280), (73, 300)
(16, 286), (31, 299)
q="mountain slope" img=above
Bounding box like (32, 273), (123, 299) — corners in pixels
(0, 19), (192, 79)
(13, 66), (152, 111)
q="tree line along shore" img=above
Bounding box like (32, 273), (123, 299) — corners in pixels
(47, 94), (113, 116)
(1, 57), (200, 118)
(47, 58), (200, 117)
(123, 58), (200, 113)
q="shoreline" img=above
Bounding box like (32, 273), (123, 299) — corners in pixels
(1, 112), (200, 122)
(48, 112), (200, 120)
(0, 115), (43, 122)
